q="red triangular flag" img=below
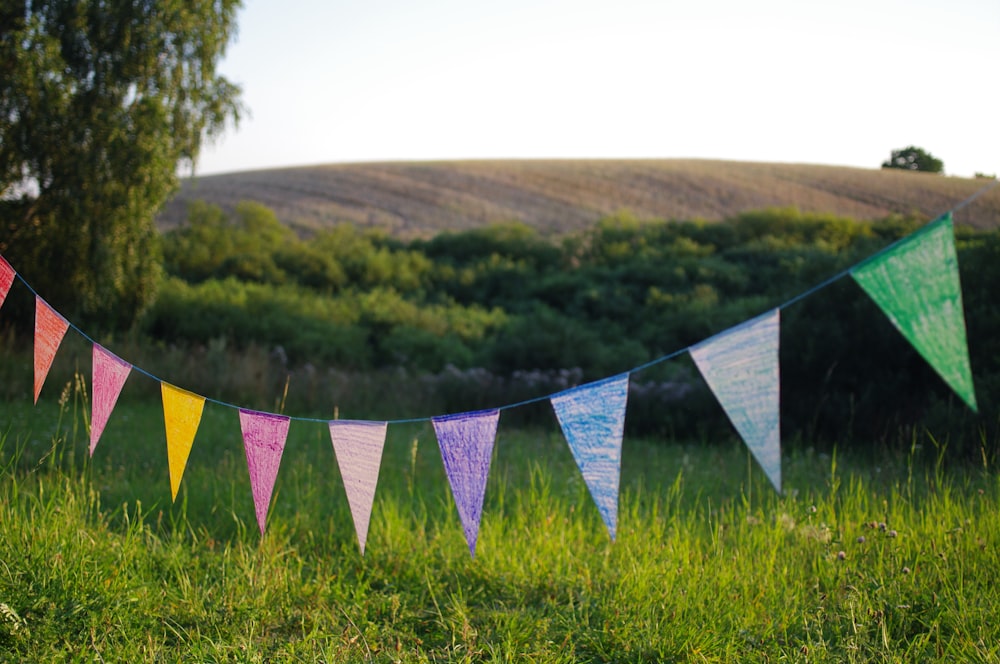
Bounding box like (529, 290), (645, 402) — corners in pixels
(34, 297), (69, 404)
(0, 255), (14, 311)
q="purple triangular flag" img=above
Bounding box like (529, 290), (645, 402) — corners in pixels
(551, 374), (629, 541)
(432, 409), (500, 557)
(689, 309), (782, 492)
(239, 409), (290, 535)
(329, 420), (387, 555)
(90, 345), (132, 455)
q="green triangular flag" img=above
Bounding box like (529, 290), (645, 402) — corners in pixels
(851, 213), (977, 411)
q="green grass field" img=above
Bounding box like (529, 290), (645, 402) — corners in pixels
(1, 378), (998, 662)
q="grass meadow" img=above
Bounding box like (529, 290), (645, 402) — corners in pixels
(0, 373), (999, 662)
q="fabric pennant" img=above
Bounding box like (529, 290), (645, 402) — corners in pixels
(161, 383), (206, 501)
(240, 409), (291, 535)
(34, 297), (70, 404)
(432, 409), (500, 557)
(90, 345), (132, 455)
(551, 374), (629, 541)
(329, 420), (388, 555)
(851, 213), (977, 411)
(0, 255), (14, 311)
(690, 309), (782, 492)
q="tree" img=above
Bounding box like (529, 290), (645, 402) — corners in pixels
(0, 0), (243, 330)
(881, 146), (944, 174)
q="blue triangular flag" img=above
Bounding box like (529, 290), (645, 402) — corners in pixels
(690, 309), (782, 492)
(551, 374), (629, 540)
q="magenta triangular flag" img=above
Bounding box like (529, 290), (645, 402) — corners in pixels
(329, 420), (387, 555)
(0, 255), (14, 311)
(550, 374), (629, 541)
(239, 409), (290, 535)
(90, 345), (132, 455)
(34, 297), (70, 404)
(432, 409), (500, 557)
(689, 309), (782, 493)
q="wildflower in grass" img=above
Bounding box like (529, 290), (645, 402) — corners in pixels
(887, 530), (898, 538)
(808, 505), (817, 514)
(778, 513), (796, 532)
(902, 567), (911, 574)
(879, 522), (887, 531)
(856, 535), (865, 544)
(837, 551), (846, 560)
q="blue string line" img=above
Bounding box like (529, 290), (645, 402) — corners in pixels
(7, 177), (998, 427)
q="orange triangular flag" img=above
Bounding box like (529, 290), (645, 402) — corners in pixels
(34, 297), (70, 404)
(161, 383), (206, 501)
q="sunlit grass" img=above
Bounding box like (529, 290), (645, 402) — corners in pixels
(0, 381), (998, 662)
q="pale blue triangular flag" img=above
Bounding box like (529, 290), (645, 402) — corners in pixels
(690, 309), (781, 492)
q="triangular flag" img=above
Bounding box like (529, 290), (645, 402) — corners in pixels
(432, 409), (500, 556)
(690, 309), (782, 492)
(551, 374), (629, 541)
(239, 409), (290, 535)
(852, 213), (977, 411)
(90, 345), (131, 455)
(0, 255), (14, 311)
(329, 420), (387, 555)
(34, 297), (69, 404)
(161, 383), (206, 501)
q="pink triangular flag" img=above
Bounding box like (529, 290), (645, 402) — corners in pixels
(34, 297), (70, 404)
(432, 409), (500, 557)
(0, 255), (14, 311)
(90, 345), (132, 455)
(239, 409), (290, 535)
(329, 420), (387, 555)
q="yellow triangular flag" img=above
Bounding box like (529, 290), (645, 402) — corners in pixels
(161, 383), (205, 501)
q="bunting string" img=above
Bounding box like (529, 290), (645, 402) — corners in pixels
(2, 177), (996, 424)
(0, 178), (996, 548)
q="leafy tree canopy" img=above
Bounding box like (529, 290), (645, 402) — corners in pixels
(0, 0), (243, 330)
(881, 146), (944, 174)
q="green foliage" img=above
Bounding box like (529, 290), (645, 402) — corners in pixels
(149, 201), (1000, 450)
(881, 146), (944, 174)
(0, 0), (243, 330)
(143, 277), (506, 373)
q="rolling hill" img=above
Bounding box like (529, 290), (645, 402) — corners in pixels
(158, 159), (1000, 236)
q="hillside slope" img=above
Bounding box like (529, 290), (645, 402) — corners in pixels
(159, 159), (1000, 235)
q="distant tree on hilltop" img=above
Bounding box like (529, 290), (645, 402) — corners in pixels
(881, 146), (944, 174)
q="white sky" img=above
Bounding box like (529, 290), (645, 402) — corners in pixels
(195, 0), (1000, 178)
